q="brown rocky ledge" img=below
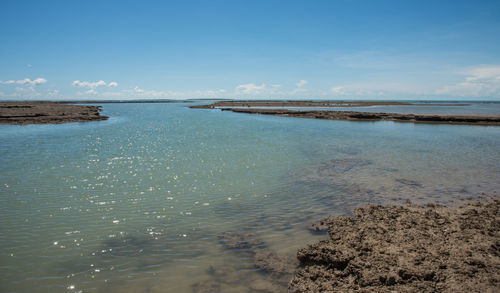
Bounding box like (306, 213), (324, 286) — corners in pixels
(221, 108), (500, 126)
(290, 200), (500, 292)
(0, 101), (108, 125)
(189, 101), (500, 125)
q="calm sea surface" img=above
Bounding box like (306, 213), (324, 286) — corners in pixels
(1, 102), (499, 292)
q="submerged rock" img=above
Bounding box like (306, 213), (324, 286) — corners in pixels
(217, 231), (265, 250)
(254, 250), (298, 277)
(191, 279), (221, 293)
(317, 158), (372, 175)
(396, 178), (424, 188)
(308, 221), (330, 234)
(212, 231), (298, 292)
(297, 158), (372, 185)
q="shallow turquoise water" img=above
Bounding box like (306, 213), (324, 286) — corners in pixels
(1, 102), (499, 292)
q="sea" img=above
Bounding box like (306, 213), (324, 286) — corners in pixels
(1, 101), (499, 292)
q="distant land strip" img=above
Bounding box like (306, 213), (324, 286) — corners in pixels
(0, 101), (108, 125)
(189, 100), (470, 109)
(190, 101), (500, 126)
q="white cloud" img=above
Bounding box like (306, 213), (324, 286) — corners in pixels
(235, 83), (268, 94)
(20, 78), (47, 86)
(72, 80), (118, 95)
(296, 80), (308, 88)
(72, 80), (104, 88)
(0, 78), (65, 98)
(436, 66), (500, 97)
(0, 78), (47, 86)
(72, 80), (118, 89)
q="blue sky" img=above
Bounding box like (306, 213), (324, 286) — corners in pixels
(1, 0), (499, 100)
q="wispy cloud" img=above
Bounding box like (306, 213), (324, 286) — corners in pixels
(331, 86), (345, 95)
(291, 79), (308, 94)
(233, 83), (289, 98)
(436, 65), (500, 97)
(14, 86), (42, 97)
(327, 82), (423, 99)
(114, 86), (227, 99)
(133, 86), (145, 93)
(0, 78), (47, 86)
(48, 90), (60, 97)
(296, 80), (308, 88)
(235, 83), (268, 94)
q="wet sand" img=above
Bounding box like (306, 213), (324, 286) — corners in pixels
(290, 200), (500, 292)
(0, 101), (108, 125)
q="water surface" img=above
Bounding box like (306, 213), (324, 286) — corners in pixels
(1, 102), (499, 292)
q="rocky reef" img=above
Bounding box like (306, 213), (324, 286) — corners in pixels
(289, 200), (500, 292)
(0, 101), (108, 125)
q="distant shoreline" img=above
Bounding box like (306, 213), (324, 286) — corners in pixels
(0, 101), (108, 125)
(189, 100), (470, 108)
(190, 100), (500, 126)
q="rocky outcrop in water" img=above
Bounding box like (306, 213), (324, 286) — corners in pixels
(289, 200), (500, 292)
(0, 101), (108, 125)
(188, 100), (500, 125)
(223, 108), (500, 126)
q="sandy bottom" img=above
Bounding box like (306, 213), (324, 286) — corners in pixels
(290, 200), (500, 292)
